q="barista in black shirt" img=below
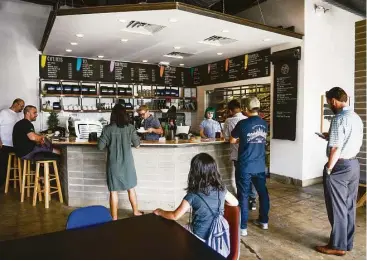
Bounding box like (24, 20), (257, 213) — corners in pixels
(13, 105), (60, 159)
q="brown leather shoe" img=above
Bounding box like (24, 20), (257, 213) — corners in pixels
(315, 245), (346, 256)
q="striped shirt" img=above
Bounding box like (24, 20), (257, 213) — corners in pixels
(223, 112), (247, 160)
(327, 107), (364, 159)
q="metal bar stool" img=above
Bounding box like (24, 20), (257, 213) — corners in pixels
(4, 152), (22, 193)
(20, 159), (36, 202)
(33, 159), (63, 208)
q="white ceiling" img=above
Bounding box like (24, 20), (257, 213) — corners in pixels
(44, 8), (303, 67)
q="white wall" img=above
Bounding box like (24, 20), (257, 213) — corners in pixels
(301, 0), (362, 181)
(0, 0), (50, 130)
(236, 0), (305, 34)
(269, 42), (305, 180)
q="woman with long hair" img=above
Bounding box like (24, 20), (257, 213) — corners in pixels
(153, 153), (238, 241)
(98, 104), (143, 219)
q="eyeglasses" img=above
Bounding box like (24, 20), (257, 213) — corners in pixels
(139, 111), (147, 116)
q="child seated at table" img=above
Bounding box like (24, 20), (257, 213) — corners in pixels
(153, 153), (238, 243)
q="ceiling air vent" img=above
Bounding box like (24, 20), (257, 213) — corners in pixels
(164, 52), (194, 59)
(198, 35), (237, 46)
(123, 20), (166, 35)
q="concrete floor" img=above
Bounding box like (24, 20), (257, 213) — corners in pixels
(0, 179), (365, 260)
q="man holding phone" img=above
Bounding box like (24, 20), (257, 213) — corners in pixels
(315, 87), (363, 256)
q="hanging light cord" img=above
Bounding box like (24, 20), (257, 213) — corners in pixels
(256, 0), (266, 25)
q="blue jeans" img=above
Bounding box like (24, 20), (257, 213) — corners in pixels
(235, 169), (270, 229)
(233, 161), (256, 199)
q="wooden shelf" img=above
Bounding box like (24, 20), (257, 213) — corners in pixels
(135, 96), (196, 100)
(150, 110), (196, 113)
(42, 109), (133, 113)
(41, 94), (134, 99)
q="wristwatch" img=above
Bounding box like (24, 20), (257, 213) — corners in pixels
(326, 167), (332, 175)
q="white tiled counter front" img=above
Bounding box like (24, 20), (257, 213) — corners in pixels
(56, 140), (233, 211)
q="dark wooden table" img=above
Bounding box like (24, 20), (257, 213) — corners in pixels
(0, 214), (224, 259)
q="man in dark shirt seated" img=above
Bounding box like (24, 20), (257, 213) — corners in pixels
(138, 105), (163, 140)
(13, 105), (60, 159)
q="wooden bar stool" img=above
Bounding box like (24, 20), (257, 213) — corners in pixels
(4, 152), (22, 193)
(20, 159), (36, 202)
(33, 159), (63, 209)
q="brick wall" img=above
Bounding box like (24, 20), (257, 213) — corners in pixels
(355, 20), (366, 180)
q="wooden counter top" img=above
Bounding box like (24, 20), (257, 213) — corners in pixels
(52, 138), (228, 147)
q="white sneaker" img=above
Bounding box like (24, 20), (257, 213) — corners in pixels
(253, 220), (268, 230)
(241, 228), (248, 236)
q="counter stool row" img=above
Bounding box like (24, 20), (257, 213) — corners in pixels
(4, 152), (63, 208)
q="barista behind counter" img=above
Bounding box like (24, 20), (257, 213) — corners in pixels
(138, 105), (163, 140)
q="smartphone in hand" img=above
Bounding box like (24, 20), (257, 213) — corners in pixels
(315, 132), (326, 139)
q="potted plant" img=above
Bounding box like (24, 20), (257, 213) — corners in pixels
(47, 111), (59, 132)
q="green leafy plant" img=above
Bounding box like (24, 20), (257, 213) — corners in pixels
(47, 111), (59, 131)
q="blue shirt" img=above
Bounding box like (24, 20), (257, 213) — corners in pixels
(184, 187), (226, 240)
(327, 107), (363, 158)
(143, 115), (161, 140)
(231, 116), (267, 173)
(200, 119), (221, 138)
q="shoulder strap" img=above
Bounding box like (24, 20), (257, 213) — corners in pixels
(196, 193), (216, 216)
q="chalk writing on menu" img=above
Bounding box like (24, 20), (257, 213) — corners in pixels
(245, 49), (270, 79)
(114, 62), (128, 82)
(208, 61), (225, 83)
(99, 62), (104, 80)
(226, 56), (243, 81)
(273, 60), (298, 141)
(82, 59), (94, 79)
(138, 67), (150, 82)
(191, 48), (270, 86)
(151, 68), (157, 83)
(40, 56), (62, 79)
(164, 67), (177, 86)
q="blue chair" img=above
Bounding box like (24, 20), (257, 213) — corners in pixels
(66, 205), (113, 230)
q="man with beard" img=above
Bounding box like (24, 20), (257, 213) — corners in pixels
(0, 98), (24, 188)
(13, 105), (60, 160)
(316, 87), (363, 256)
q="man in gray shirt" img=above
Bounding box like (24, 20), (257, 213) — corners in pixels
(316, 87), (363, 256)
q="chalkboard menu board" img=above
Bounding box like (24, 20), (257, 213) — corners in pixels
(272, 59), (298, 141)
(192, 65), (208, 86)
(39, 55), (190, 86)
(191, 49), (270, 86)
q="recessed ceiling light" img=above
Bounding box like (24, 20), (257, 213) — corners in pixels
(159, 61), (170, 66)
(119, 19), (126, 23)
(75, 33), (84, 38)
(174, 46), (181, 50)
(222, 29), (229, 33)
(169, 18), (178, 23)
(66, 49), (72, 52)
(217, 52), (223, 55)
(121, 39), (128, 42)
(98, 55), (104, 58)
(142, 60), (148, 63)
(263, 38), (271, 42)
(70, 42), (78, 46)
(179, 64), (185, 66)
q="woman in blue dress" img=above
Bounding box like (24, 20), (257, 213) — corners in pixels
(200, 107), (222, 138)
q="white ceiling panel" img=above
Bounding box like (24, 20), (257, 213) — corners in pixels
(43, 8), (302, 67)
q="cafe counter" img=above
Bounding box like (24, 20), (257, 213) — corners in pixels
(53, 139), (234, 210)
